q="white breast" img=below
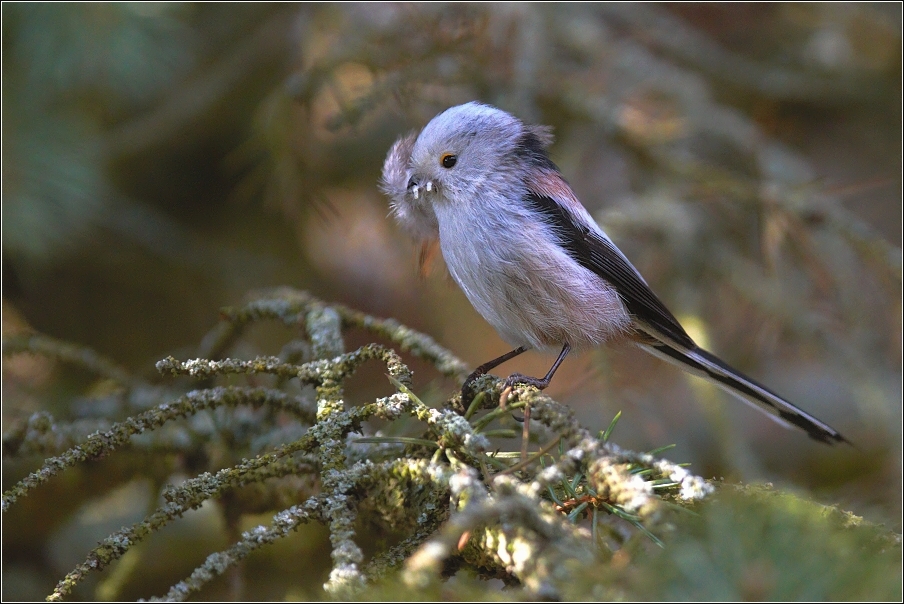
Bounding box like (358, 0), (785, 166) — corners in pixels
(435, 200), (632, 352)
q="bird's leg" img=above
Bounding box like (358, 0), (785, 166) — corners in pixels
(461, 345), (530, 404)
(501, 344), (571, 461)
(502, 343), (571, 393)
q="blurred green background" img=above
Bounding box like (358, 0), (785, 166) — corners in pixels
(2, 3), (901, 600)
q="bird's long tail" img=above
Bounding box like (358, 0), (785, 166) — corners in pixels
(638, 340), (848, 445)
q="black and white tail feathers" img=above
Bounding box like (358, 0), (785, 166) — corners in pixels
(639, 339), (849, 445)
(525, 186), (849, 445)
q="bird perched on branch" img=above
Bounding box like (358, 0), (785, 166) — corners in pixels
(382, 101), (847, 445)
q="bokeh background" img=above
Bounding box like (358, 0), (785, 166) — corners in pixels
(3, 3), (901, 600)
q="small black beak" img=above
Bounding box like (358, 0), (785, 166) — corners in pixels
(407, 177), (418, 190)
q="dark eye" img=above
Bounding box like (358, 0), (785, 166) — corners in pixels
(440, 153), (457, 169)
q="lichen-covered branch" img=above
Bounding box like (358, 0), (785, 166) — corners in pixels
(2, 386), (312, 511)
(400, 385), (714, 599)
(47, 438), (320, 601)
(148, 496), (327, 602)
(3, 412), (112, 458)
(209, 287), (469, 381)
(3, 289), (716, 601)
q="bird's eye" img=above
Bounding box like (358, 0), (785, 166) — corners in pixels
(440, 153), (458, 169)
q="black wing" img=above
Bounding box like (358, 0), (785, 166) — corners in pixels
(526, 192), (696, 350)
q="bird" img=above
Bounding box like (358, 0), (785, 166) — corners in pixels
(381, 101), (847, 445)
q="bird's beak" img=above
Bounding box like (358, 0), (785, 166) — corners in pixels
(407, 176), (434, 200)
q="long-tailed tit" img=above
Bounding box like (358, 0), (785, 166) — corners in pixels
(381, 101), (847, 445)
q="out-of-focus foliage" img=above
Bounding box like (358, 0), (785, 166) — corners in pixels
(573, 485), (901, 601)
(2, 3), (901, 601)
(3, 3), (192, 260)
